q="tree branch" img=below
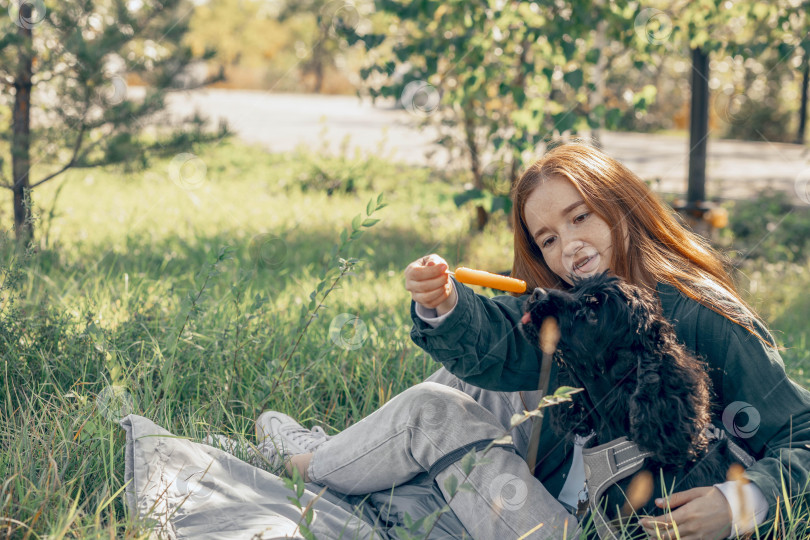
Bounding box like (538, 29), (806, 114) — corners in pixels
(29, 122), (86, 189)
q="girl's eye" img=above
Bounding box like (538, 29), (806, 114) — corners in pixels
(574, 212), (590, 224)
(541, 236), (556, 249)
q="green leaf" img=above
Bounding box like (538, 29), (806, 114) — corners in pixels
(509, 412), (527, 429)
(301, 524), (316, 540)
(552, 111), (575, 134)
(351, 214), (362, 231)
(422, 512), (439, 532)
(605, 108), (622, 130)
(452, 189), (485, 207)
(443, 474), (459, 497)
(402, 513), (414, 529)
(460, 450), (476, 475)
(391, 526), (419, 540)
(561, 39), (576, 60)
(490, 196), (512, 215)
(294, 473), (304, 498)
(362, 218), (380, 227)
(366, 197), (375, 216)
(409, 515), (427, 533)
(492, 434), (513, 445)
(553, 385), (583, 397)
(563, 69), (583, 91)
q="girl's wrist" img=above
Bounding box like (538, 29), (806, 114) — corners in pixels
(435, 283), (458, 316)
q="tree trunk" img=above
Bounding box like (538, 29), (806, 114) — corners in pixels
(311, 22), (327, 94)
(462, 106), (488, 230)
(796, 52), (809, 146)
(12, 2), (34, 247)
(313, 57), (324, 94)
(687, 47), (709, 205)
(589, 14), (608, 146)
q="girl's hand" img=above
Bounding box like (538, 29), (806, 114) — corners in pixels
(639, 487), (732, 539)
(405, 254), (457, 315)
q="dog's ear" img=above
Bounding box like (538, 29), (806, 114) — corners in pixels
(574, 296), (599, 325)
(620, 283), (661, 341)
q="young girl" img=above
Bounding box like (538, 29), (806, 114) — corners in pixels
(260, 143), (810, 539)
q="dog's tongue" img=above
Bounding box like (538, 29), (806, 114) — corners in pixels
(520, 312), (531, 325)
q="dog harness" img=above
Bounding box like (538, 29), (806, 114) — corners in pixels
(579, 427), (757, 540)
(580, 436), (654, 539)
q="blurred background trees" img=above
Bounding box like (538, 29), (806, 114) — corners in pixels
(2, 0), (808, 240)
(344, 0), (652, 228)
(182, 0), (808, 229)
(0, 0), (226, 245)
(172, 0), (809, 146)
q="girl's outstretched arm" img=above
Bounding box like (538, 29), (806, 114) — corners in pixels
(410, 276), (544, 392)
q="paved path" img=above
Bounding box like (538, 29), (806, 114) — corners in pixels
(166, 89), (810, 203)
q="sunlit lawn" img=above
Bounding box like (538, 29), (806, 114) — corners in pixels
(1, 138), (809, 537)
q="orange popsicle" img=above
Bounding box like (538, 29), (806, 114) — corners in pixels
(450, 267), (527, 294)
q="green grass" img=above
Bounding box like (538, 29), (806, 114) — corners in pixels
(1, 138), (810, 538)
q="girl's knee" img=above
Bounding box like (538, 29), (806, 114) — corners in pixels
(403, 382), (491, 428)
(403, 381), (470, 407)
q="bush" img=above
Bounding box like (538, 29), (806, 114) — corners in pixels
(726, 191), (810, 262)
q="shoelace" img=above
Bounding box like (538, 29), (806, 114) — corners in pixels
(281, 424), (330, 452)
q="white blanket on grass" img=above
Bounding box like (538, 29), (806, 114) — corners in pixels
(120, 414), (381, 540)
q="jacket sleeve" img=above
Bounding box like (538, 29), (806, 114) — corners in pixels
(693, 303), (810, 526)
(409, 278), (545, 391)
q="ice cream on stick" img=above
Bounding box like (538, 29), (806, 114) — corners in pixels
(447, 267), (527, 294)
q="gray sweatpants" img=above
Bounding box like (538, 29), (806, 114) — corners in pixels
(308, 367), (577, 539)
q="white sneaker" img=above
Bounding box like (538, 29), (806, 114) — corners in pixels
(255, 411), (332, 467)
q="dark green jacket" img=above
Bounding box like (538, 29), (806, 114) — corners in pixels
(410, 278), (810, 524)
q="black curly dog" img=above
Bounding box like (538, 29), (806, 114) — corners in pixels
(519, 271), (747, 526)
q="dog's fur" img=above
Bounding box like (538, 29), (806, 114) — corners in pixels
(519, 272), (746, 519)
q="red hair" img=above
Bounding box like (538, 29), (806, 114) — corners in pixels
(511, 142), (767, 341)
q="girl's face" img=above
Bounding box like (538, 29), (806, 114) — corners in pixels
(524, 176), (622, 286)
